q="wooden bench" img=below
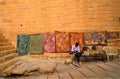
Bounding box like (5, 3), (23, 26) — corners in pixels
(80, 46), (106, 62)
(80, 53), (105, 62)
(70, 52), (106, 64)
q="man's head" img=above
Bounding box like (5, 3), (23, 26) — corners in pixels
(75, 42), (79, 47)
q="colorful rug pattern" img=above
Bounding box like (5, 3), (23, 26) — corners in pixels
(55, 31), (70, 53)
(107, 32), (120, 39)
(69, 32), (83, 51)
(84, 31), (107, 45)
(17, 34), (29, 54)
(43, 32), (55, 53)
(29, 34), (43, 54)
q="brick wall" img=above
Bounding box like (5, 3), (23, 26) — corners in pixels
(0, 0), (120, 47)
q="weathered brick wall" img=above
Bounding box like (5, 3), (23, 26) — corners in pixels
(0, 0), (120, 46)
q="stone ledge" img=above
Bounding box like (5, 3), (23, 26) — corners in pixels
(0, 55), (72, 77)
(30, 53), (71, 58)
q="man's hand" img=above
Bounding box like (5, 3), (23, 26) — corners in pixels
(74, 51), (78, 53)
(69, 51), (74, 54)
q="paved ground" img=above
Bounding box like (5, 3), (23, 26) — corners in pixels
(2, 56), (120, 79)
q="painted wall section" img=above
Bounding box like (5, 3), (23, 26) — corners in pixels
(0, 0), (120, 46)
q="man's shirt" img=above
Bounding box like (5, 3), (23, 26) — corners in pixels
(71, 45), (80, 52)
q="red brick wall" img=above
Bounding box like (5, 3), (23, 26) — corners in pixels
(0, 0), (120, 46)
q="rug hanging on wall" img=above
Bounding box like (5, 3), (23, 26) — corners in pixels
(43, 32), (55, 53)
(16, 34), (30, 54)
(29, 34), (43, 54)
(55, 31), (70, 53)
(84, 31), (107, 45)
(69, 32), (83, 51)
(107, 31), (120, 39)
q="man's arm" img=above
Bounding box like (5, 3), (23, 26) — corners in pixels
(77, 46), (80, 52)
(70, 45), (75, 54)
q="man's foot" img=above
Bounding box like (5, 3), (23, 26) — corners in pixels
(72, 61), (76, 65)
(75, 63), (80, 67)
(72, 62), (80, 67)
(79, 61), (82, 65)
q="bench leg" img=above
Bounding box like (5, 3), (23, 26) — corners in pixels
(107, 54), (110, 62)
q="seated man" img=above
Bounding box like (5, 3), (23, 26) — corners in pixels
(71, 42), (82, 66)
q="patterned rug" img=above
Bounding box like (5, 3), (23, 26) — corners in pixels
(55, 31), (70, 53)
(17, 34), (30, 54)
(107, 31), (119, 39)
(84, 31), (107, 45)
(43, 32), (55, 53)
(29, 34), (43, 54)
(69, 32), (83, 51)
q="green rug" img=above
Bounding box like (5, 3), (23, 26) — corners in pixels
(17, 34), (30, 54)
(29, 34), (43, 54)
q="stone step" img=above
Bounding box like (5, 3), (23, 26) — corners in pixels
(0, 53), (19, 63)
(0, 33), (4, 36)
(0, 42), (11, 46)
(0, 35), (5, 38)
(31, 53), (71, 58)
(0, 36), (6, 40)
(0, 39), (9, 42)
(0, 56), (19, 72)
(0, 46), (15, 51)
(0, 49), (16, 57)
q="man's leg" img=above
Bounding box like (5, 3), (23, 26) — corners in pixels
(76, 53), (81, 63)
(77, 56), (80, 63)
(76, 53), (82, 66)
(72, 53), (77, 64)
(72, 53), (79, 66)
